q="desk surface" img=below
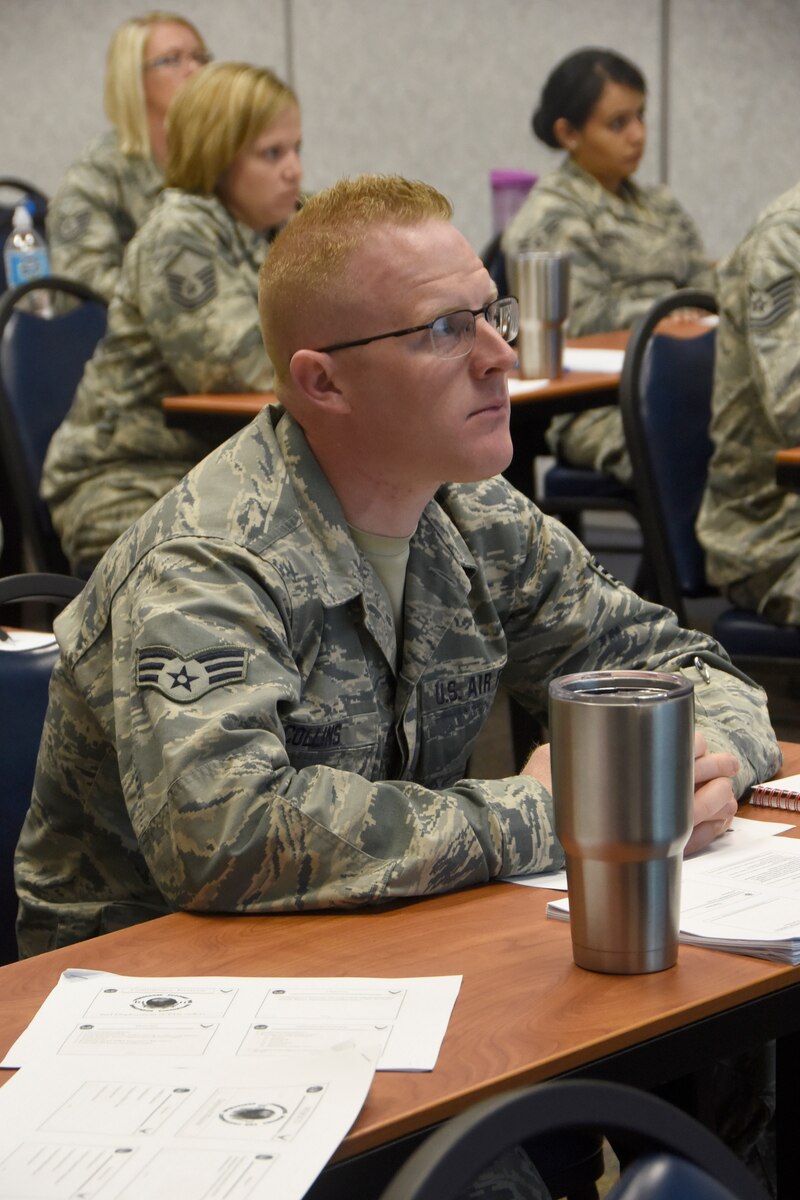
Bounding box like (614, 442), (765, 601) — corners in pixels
(2, 742), (799, 1162)
(776, 446), (800, 490)
(161, 330), (631, 420)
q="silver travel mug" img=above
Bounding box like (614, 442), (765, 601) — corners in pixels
(509, 250), (570, 379)
(549, 671), (694, 974)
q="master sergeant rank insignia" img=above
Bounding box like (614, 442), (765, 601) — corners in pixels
(165, 248), (217, 310)
(136, 645), (248, 702)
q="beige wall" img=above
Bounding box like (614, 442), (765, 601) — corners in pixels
(2, 0), (800, 260)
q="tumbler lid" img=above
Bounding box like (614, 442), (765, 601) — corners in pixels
(549, 670), (693, 705)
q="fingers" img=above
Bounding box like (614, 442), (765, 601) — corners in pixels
(685, 776), (737, 857)
(693, 776), (737, 828)
(693, 750), (740, 787)
(685, 815), (733, 857)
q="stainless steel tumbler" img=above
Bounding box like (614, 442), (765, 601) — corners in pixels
(549, 671), (694, 974)
(509, 250), (570, 379)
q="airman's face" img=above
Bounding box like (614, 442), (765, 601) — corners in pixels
(142, 21), (207, 119)
(216, 107), (303, 232)
(316, 221), (517, 495)
(564, 80), (646, 194)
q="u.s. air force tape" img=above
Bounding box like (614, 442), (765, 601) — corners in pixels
(136, 645), (248, 702)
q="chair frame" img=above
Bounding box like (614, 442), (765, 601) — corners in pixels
(0, 572), (82, 965)
(378, 1079), (768, 1200)
(0, 572), (83, 607)
(618, 288), (718, 627)
(0, 176), (48, 207)
(0, 275), (106, 573)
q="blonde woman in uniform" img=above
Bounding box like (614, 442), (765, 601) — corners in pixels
(46, 10), (210, 302)
(42, 62), (303, 575)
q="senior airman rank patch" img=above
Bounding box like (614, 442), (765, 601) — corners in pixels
(165, 248), (217, 310)
(136, 645), (248, 702)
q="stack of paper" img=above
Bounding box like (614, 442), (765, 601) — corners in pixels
(540, 819), (800, 964)
(0, 971), (461, 1199)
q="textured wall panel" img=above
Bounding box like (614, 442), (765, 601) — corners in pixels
(291, 0), (662, 250)
(670, 0), (800, 259)
(0, 0), (287, 197)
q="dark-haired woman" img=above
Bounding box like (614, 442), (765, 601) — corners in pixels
(503, 47), (712, 484)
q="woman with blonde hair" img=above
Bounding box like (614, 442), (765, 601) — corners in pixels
(42, 61), (303, 575)
(46, 11), (210, 302)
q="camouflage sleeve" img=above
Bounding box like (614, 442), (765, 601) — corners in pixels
(103, 541), (560, 916)
(46, 161), (128, 304)
(499, 509), (782, 797)
(742, 214), (800, 445)
(135, 215), (273, 395)
(506, 202), (654, 335)
(503, 184), (712, 335)
(665, 193), (714, 289)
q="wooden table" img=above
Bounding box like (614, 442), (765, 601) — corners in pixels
(2, 742), (799, 1194)
(160, 330), (629, 425)
(776, 446), (800, 491)
(162, 331), (627, 502)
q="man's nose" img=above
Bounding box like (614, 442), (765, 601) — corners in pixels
(472, 318), (517, 372)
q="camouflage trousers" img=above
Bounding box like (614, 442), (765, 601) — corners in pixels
(727, 558), (800, 627)
(465, 1146), (551, 1200)
(545, 408), (634, 488)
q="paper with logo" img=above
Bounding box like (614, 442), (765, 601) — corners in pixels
(2, 972), (461, 1073)
(0, 1047), (374, 1200)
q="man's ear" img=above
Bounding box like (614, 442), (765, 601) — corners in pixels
(289, 349), (349, 412)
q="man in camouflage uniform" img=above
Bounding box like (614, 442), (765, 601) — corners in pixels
(17, 174), (778, 959)
(47, 130), (163, 305)
(697, 182), (800, 625)
(41, 185), (274, 574)
(502, 158), (713, 484)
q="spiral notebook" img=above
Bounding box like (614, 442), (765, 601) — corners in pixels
(749, 773), (800, 812)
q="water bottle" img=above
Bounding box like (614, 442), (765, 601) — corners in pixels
(3, 203), (53, 316)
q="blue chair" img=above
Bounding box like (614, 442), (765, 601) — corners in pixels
(539, 460), (642, 559)
(378, 1080), (768, 1200)
(618, 288), (800, 665)
(0, 572), (83, 964)
(480, 232), (643, 572)
(0, 276), (107, 574)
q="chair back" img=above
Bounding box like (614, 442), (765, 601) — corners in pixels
(0, 177), (48, 292)
(609, 1153), (749, 1199)
(619, 289), (718, 625)
(378, 1079), (767, 1200)
(479, 231), (509, 296)
(0, 276), (107, 572)
(0, 573), (83, 964)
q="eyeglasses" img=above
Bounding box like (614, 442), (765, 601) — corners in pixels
(315, 297), (519, 359)
(144, 50), (212, 71)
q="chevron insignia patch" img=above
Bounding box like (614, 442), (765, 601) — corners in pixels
(748, 275), (795, 330)
(165, 247), (217, 310)
(136, 645), (249, 702)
